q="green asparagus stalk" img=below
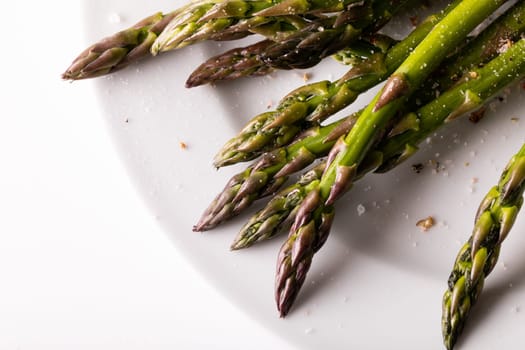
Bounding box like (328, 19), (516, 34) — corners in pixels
(275, 0), (511, 317)
(212, 0), (459, 167)
(332, 37), (395, 65)
(417, 0), (525, 103)
(187, 0), (412, 87)
(442, 145), (525, 348)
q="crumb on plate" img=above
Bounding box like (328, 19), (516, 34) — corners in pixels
(416, 216), (435, 232)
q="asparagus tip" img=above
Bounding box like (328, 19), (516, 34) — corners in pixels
(192, 221), (208, 232)
(230, 241), (244, 251)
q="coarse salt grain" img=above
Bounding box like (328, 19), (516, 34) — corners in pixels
(357, 204), (366, 216)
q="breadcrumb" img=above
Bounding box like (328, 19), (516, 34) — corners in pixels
(416, 216), (435, 232)
(469, 107), (486, 123)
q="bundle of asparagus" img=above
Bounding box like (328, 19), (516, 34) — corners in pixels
(63, 0), (412, 80)
(64, 0), (525, 348)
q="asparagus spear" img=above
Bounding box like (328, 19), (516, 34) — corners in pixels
(212, 0), (459, 167)
(417, 0), (525, 103)
(186, 39), (278, 85)
(62, 11), (180, 80)
(187, 0), (412, 87)
(275, 0), (511, 317)
(442, 142), (525, 348)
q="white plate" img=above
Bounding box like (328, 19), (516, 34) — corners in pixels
(85, 1), (525, 349)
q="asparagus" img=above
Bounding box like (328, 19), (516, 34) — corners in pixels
(417, 0), (525, 103)
(231, 162), (326, 249)
(62, 11), (180, 80)
(196, 0), (524, 245)
(332, 37), (394, 65)
(186, 39), (278, 85)
(275, 0), (511, 317)
(214, 0), (525, 165)
(151, 0), (367, 54)
(235, 35), (525, 250)
(183, 38), (281, 87)
(185, 15), (357, 88)
(212, 0), (458, 167)
(187, 0), (412, 87)
(194, 112), (360, 232)
(442, 143), (525, 347)
(198, 87), (412, 235)
(62, 0), (319, 80)
(150, 0), (317, 54)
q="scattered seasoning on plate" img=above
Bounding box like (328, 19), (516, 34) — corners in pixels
(303, 73), (311, 82)
(469, 107), (486, 123)
(428, 159), (443, 173)
(356, 204), (366, 216)
(412, 163), (424, 173)
(409, 15), (419, 27)
(416, 216), (435, 232)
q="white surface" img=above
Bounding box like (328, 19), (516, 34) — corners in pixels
(0, 1), (291, 349)
(2, 1), (525, 349)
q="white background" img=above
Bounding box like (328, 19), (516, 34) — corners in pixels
(0, 1), (293, 348)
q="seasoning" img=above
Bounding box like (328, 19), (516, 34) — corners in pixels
(416, 216), (435, 232)
(469, 107), (486, 123)
(412, 163), (424, 173)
